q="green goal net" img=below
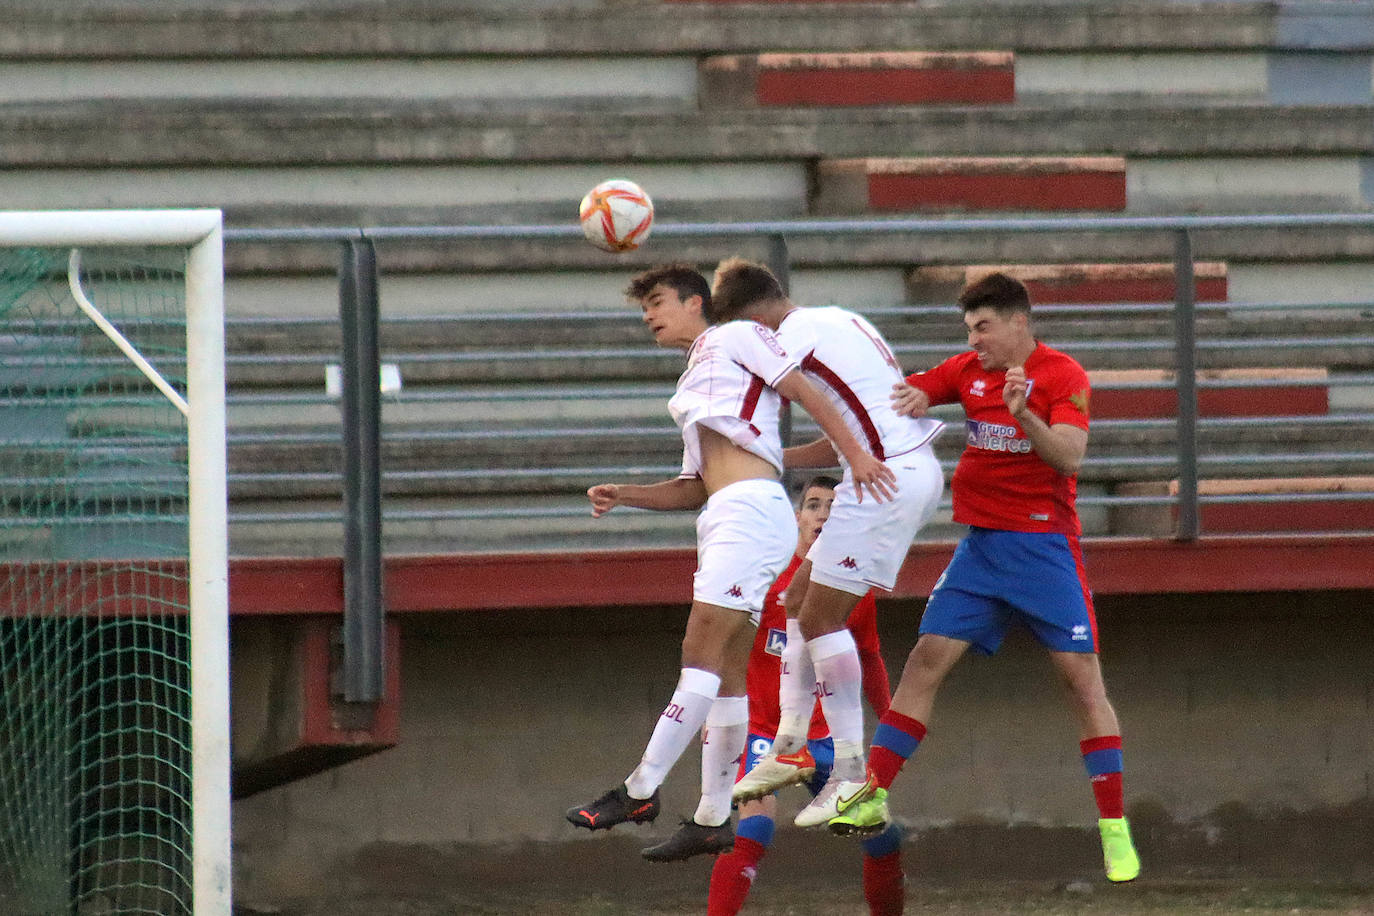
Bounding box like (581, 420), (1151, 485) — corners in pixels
(0, 212), (229, 915)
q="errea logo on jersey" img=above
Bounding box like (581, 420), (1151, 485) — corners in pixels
(970, 379), (987, 397)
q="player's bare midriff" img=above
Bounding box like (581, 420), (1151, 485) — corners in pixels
(696, 424), (780, 496)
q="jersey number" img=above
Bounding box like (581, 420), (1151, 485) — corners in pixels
(852, 318), (901, 373)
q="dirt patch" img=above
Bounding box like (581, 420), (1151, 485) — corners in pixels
(242, 804), (1374, 915)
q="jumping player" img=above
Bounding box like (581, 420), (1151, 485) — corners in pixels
(711, 258), (944, 828)
(565, 262), (895, 862)
(827, 271), (1141, 884)
(708, 475), (905, 916)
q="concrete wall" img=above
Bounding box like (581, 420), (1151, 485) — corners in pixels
(231, 588), (1374, 903)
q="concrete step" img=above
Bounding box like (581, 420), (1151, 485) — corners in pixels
(1112, 475), (1374, 535)
(223, 306), (1374, 356)
(1083, 416), (1374, 479)
(1090, 368), (1331, 419)
(699, 52), (1015, 108)
(217, 307), (1374, 388)
(3, 101), (1370, 171)
(815, 156), (1371, 216)
(0, 2), (1335, 59)
(217, 413), (1374, 497)
(9, 153), (1352, 230)
(816, 156), (1126, 214)
(226, 499), (721, 557)
(905, 262), (1228, 304)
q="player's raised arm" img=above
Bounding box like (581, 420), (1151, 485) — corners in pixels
(773, 368), (896, 503)
(1003, 365), (1089, 476)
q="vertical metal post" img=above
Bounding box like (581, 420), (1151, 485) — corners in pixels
(339, 237), (385, 701)
(766, 234), (796, 493)
(766, 232), (791, 299)
(1172, 229), (1200, 541)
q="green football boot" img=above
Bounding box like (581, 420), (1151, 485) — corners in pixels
(1099, 817), (1141, 882)
(827, 779), (890, 838)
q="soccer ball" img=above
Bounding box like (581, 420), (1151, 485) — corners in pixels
(579, 179), (654, 252)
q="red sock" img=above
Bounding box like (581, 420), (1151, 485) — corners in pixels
(1080, 735), (1125, 819)
(868, 710), (927, 790)
(862, 850), (905, 916)
(1090, 771), (1124, 819)
(707, 836), (767, 916)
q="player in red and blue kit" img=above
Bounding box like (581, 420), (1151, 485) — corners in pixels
(708, 476), (904, 916)
(827, 272), (1141, 884)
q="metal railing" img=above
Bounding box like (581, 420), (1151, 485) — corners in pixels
(222, 211), (1374, 543)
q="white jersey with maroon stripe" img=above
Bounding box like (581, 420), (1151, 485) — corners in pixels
(775, 306), (943, 468)
(669, 320), (799, 478)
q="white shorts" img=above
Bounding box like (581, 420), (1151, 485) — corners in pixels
(807, 446), (944, 596)
(694, 478), (797, 622)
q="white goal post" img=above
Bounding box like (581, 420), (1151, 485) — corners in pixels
(0, 209), (230, 914)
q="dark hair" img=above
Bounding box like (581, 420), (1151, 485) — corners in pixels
(625, 262), (711, 310)
(796, 474), (840, 506)
(709, 257), (786, 323)
(958, 271), (1031, 316)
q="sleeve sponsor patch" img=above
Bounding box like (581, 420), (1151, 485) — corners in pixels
(753, 322), (789, 358)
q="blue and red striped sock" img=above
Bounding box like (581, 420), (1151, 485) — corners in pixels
(861, 821), (905, 915)
(1080, 735), (1125, 819)
(867, 710), (926, 790)
(707, 815), (772, 916)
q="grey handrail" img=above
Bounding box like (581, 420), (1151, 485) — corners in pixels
(217, 211), (1374, 544)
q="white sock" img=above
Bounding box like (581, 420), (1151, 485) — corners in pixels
(809, 629), (865, 779)
(771, 619), (815, 755)
(694, 695), (749, 827)
(625, 667), (720, 799)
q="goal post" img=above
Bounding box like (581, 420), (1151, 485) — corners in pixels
(0, 210), (229, 914)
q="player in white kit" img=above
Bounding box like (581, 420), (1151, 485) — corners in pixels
(566, 262), (896, 862)
(712, 258), (945, 827)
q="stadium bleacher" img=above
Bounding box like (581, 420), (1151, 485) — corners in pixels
(2, 7), (1373, 903)
(13, 0), (1365, 556)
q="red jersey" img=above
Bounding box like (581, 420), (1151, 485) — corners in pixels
(747, 554), (891, 740)
(907, 341), (1090, 535)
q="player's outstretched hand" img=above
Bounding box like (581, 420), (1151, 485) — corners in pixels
(1003, 366), (1029, 418)
(587, 483), (621, 518)
(890, 382), (931, 417)
(849, 453), (897, 504)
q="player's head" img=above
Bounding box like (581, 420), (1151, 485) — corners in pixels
(957, 271), (1035, 370)
(709, 257), (787, 325)
(626, 262), (711, 348)
(795, 474), (839, 556)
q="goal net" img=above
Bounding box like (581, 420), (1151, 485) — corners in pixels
(0, 212), (229, 915)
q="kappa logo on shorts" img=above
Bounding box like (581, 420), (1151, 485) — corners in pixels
(726, 584), (744, 599)
(837, 557), (858, 570)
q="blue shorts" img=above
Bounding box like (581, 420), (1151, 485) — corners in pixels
(918, 527), (1097, 656)
(744, 733), (835, 797)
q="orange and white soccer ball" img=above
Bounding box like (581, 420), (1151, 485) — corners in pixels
(578, 179), (654, 252)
